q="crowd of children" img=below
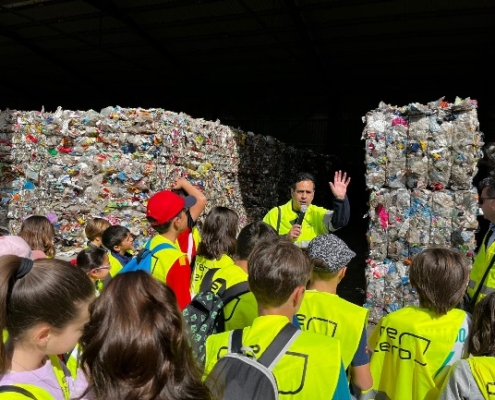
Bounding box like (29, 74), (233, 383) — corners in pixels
(0, 175), (495, 399)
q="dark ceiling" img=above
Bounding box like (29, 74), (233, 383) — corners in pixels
(1, 0), (494, 150)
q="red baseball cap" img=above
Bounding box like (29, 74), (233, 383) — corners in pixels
(146, 190), (197, 226)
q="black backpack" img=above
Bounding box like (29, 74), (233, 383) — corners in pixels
(182, 268), (250, 364)
(205, 323), (300, 400)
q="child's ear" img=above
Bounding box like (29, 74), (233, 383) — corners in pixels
(292, 285), (306, 309)
(88, 270), (99, 279)
(172, 216), (181, 230)
(113, 244), (121, 253)
(32, 324), (51, 349)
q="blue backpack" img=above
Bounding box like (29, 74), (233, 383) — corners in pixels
(118, 240), (174, 274)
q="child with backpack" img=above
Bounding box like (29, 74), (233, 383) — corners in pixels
(296, 234), (372, 394)
(136, 190), (196, 310)
(102, 225), (134, 277)
(78, 271), (212, 400)
(18, 215), (56, 259)
(172, 177), (207, 267)
(224, 221), (278, 330)
(438, 291), (495, 399)
(204, 237), (351, 400)
(0, 255), (94, 399)
(65, 247), (110, 379)
(190, 207), (238, 296)
(183, 222), (278, 363)
(84, 218), (111, 249)
(368, 247), (471, 400)
(76, 247), (110, 296)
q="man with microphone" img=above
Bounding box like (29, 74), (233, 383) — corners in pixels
(263, 171), (350, 248)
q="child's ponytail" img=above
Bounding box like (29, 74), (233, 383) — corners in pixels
(0, 255), (31, 373)
(0, 256), (94, 373)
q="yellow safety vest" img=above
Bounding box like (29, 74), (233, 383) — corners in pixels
(2, 334), (73, 400)
(108, 250), (135, 278)
(108, 253), (123, 277)
(49, 355), (71, 400)
(147, 235), (188, 283)
(370, 306), (470, 400)
(205, 315), (342, 399)
(0, 384), (53, 399)
(94, 279), (103, 296)
(296, 290), (368, 369)
(190, 254), (235, 296)
(192, 226), (201, 241)
(0, 355), (72, 400)
(468, 357), (495, 399)
(263, 200), (330, 248)
(65, 344), (81, 379)
(467, 231), (495, 305)
(189, 226), (201, 262)
(209, 264), (258, 331)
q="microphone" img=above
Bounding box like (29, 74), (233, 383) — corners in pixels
(295, 205), (308, 226)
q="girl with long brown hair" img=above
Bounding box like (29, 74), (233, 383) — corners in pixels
(18, 215), (56, 259)
(79, 271), (211, 400)
(190, 206), (238, 296)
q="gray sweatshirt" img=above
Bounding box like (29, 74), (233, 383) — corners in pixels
(438, 359), (484, 400)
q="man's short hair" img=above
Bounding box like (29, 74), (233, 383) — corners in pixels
(291, 172), (315, 190)
(409, 247), (469, 315)
(236, 221), (278, 261)
(479, 176), (495, 197)
(248, 237), (311, 308)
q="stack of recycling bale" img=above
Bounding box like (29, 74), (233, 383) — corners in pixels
(363, 97), (483, 323)
(0, 111), (17, 228)
(0, 106), (333, 255)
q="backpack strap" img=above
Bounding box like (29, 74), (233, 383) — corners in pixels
(137, 242), (174, 262)
(258, 323), (300, 370)
(229, 329), (244, 354)
(0, 385), (37, 399)
(221, 281), (250, 305)
(199, 268), (220, 293)
(276, 206), (281, 234)
(200, 269), (250, 306)
(227, 323), (300, 370)
(120, 242), (175, 274)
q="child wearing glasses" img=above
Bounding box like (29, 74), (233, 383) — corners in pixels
(62, 248), (109, 379)
(76, 247), (110, 297)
